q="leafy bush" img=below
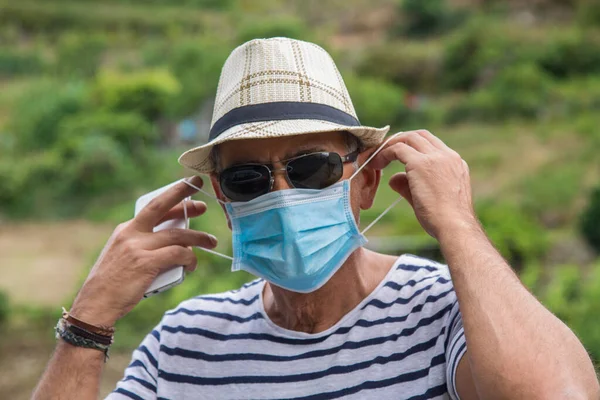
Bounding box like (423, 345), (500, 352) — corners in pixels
(551, 77), (600, 117)
(577, 0), (600, 27)
(520, 162), (584, 228)
(476, 200), (548, 268)
(357, 41), (443, 92)
(525, 263), (600, 366)
(237, 17), (310, 44)
(0, 2), (208, 34)
(396, 0), (456, 37)
(54, 33), (106, 78)
(442, 19), (535, 91)
(344, 75), (406, 127)
(581, 186), (600, 253)
(93, 69), (180, 122)
(60, 134), (140, 199)
(0, 150), (65, 218)
(0, 49), (46, 77)
(449, 63), (554, 122)
(58, 111), (156, 155)
(538, 29), (600, 79)
(8, 80), (88, 152)
(165, 40), (230, 118)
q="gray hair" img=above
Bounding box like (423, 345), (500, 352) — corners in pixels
(209, 131), (363, 173)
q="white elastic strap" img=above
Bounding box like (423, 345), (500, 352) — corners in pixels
(361, 196), (403, 235)
(182, 179), (233, 260)
(195, 246), (234, 260)
(351, 131), (405, 235)
(350, 131), (404, 181)
(183, 178), (226, 205)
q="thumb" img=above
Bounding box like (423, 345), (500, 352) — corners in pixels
(389, 172), (414, 208)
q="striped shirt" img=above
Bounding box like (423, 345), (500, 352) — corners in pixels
(108, 254), (467, 400)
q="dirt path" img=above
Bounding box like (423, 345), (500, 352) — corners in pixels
(0, 220), (114, 306)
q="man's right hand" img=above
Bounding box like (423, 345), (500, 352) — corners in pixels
(69, 176), (217, 327)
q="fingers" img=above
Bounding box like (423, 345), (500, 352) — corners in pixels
(389, 172), (414, 207)
(143, 228), (218, 250)
(370, 142), (421, 170)
(156, 200), (208, 225)
(151, 245), (198, 273)
(414, 129), (450, 151)
(400, 131), (436, 153)
(134, 176), (204, 231)
(369, 130), (454, 170)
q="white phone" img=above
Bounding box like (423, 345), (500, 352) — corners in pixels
(135, 180), (190, 298)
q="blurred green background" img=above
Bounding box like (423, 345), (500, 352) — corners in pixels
(0, 0), (599, 397)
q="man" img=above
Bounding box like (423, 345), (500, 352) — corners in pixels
(34, 38), (599, 399)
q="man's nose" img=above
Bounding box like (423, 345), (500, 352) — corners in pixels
(271, 168), (293, 191)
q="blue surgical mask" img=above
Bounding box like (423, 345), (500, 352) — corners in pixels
(184, 133), (403, 293)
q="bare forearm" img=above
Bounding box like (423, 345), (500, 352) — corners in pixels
(439, 222), (599, 399)
(32, 340), (104, 400)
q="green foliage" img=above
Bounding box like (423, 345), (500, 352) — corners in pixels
(237, 17), (309, 44)
(577, 0), (600, 27)
(450, 63), (554, 122)
(397, 0), (454, 37)
(8, 80), (88, 152)
(476, 200), (548, 266)
(60, 134), (139, 198)
(165, 40), (230, 118)
(521, 162), (584, 228)
(525, 263), (600, 365)
(59, 111), (156, 154)
(538, 29), (600, 79)
(0, 70), (179, 218)
(581, 186), (600, 253)
(0, 290), (9, 327)
(356, 41), (442, 92)
(552, 76), (600, 116)
(0, 1), (210, 34)
(442, 19), (533, 91)
(344, 75), (406, 127)
(93, 69), (180, 121)
(0, 49), (45, 77)
(54, 33), (106, 78)
(46, 0), (236, 9)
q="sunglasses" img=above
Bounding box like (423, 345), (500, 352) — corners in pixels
(219, 150), (359, 202)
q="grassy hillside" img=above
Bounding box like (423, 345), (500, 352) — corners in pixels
(0, 0), (599, 392)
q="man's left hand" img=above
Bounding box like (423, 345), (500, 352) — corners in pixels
(370, 130), (478, 240)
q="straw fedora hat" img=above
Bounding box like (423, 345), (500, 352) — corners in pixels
(178, 37), (390, 174)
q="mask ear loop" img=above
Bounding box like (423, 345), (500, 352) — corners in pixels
(183, 179), (226, 205)
(348, 132), (406, 235)
(182, 178), (234, 261)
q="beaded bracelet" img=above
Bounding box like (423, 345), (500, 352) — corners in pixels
(55, 318), (111, 362)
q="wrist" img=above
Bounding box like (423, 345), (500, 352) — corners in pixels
(69, 302), (119, 328)
(436, 214), (483, 244)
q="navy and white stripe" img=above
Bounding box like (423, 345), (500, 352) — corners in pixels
(108, 254), (467, 400)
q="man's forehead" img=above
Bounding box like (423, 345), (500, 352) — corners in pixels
(218, 131), (348, 164)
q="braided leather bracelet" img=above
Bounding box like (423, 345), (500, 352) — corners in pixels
(55, 318), (111, 362)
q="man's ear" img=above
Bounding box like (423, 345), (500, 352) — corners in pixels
(355, 147), (382, 210)
(209, 173), (232, 230)
(359, 165), (381, 210)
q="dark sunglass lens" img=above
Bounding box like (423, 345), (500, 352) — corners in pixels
(220, 165), (271, 201)
(287, 152), (343, 189)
